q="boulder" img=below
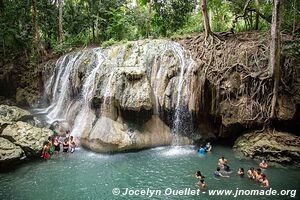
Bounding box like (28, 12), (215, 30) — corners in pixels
(234, 130), (300, 164)
(81, 116), (191, 153)
(1, 121), (53, 158)
(0, 137), (25, 170)
(0, 104), (32, 122)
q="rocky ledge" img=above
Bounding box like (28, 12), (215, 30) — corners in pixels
(233, 130), (300, 164)
(81, 116), (191, 153)
(0, 105), (53, 171)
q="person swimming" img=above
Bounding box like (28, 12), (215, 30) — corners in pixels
(213, 167), (229, 178)
(259, 160), (268, 169)
(254, 168), (262, 181)
(260, 174), (269, 188)
(218, 156), (228, 168)
(247, 167), (254, 179)
(196, 179), (207, 189)
(223, 164), (233, 173)
(205, 142), (212, 152)
(198, 145), (206, 155)
(237, 168), (244, 177)
(195, 171), (205, 181)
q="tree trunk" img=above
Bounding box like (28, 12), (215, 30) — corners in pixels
(201, 0), (211, 39)
(254, 0), (259, 30)
(270, 0), (282, 119)
(146, 0), (152, 38)
(58, 0), (63, 44)
(31, 0), (47, 57)
(292, 0), (296, 39)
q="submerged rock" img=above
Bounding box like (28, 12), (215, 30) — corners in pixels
(234, 130), (300, 164)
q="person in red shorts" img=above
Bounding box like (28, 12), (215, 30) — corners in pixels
(41, 141), (51, 160)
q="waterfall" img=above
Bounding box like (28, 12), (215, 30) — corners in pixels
(170, 43), (194, 145)
(71, 49), (105, 137)
(40, 40), (197, 145)
(47, 52), (85, 122)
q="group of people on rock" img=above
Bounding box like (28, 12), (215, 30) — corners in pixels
(195, 146), (270, 189)
(41, 130), (77, 160)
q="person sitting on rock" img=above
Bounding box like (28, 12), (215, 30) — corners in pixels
(218, 156), (228, 168)
(259, 160), (268, 169)
(237, 168), (244, 177)
(260, 174), (269, 188)
(247, 167), (254, 179)
(69, 136), (76, 153)
(41, 141), (51, 160)
(213, 167), (229, 178)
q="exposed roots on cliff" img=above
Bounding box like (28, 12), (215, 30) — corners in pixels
(178, 31), (295, 126)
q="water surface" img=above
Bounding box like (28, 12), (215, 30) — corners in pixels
(0, 145), (298, 200)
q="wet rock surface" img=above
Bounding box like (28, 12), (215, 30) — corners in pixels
(0, 105), (53, 170)
(234, 130), (300, 164)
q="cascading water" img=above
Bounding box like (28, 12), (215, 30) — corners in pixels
(39, 40), (198, 147)
(170, 43), (195, 145)
(71, 49), (105, 137)
(47, 52), (84, 122)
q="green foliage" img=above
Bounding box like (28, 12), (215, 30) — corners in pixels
(101, 38), (117, 48)
(1, 0), (300, 63)
(174, 12), (203, 36)
(152, 0), (195, 37)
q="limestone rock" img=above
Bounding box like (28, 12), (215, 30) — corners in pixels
(0, 104), (32, 122)
(234, 130), (300, 164)
(81, 116), (191, 153)
(114, 67), (153, 111)
(0, 137), (25, 169)
(1, 121), (53, 157)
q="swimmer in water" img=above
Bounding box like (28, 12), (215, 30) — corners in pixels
(261, 174), (269, 188)
(213, 167), (229, 178)
(237, 168), (244, 177)
(259, 160), (268, 169)
(218, 156), (228, 168)
(247, 167), (254, 179)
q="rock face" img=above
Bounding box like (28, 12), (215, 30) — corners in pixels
(37, 34), (300, 153)
(1, 121), (53, 157)
(0, 104), (32, 122)
(0, 105), (53, 170)
(81, 116), (190, 153)
(40, 40), (196, 152)
(234, 130), (300, 164)
(0, 137), (25, 169)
